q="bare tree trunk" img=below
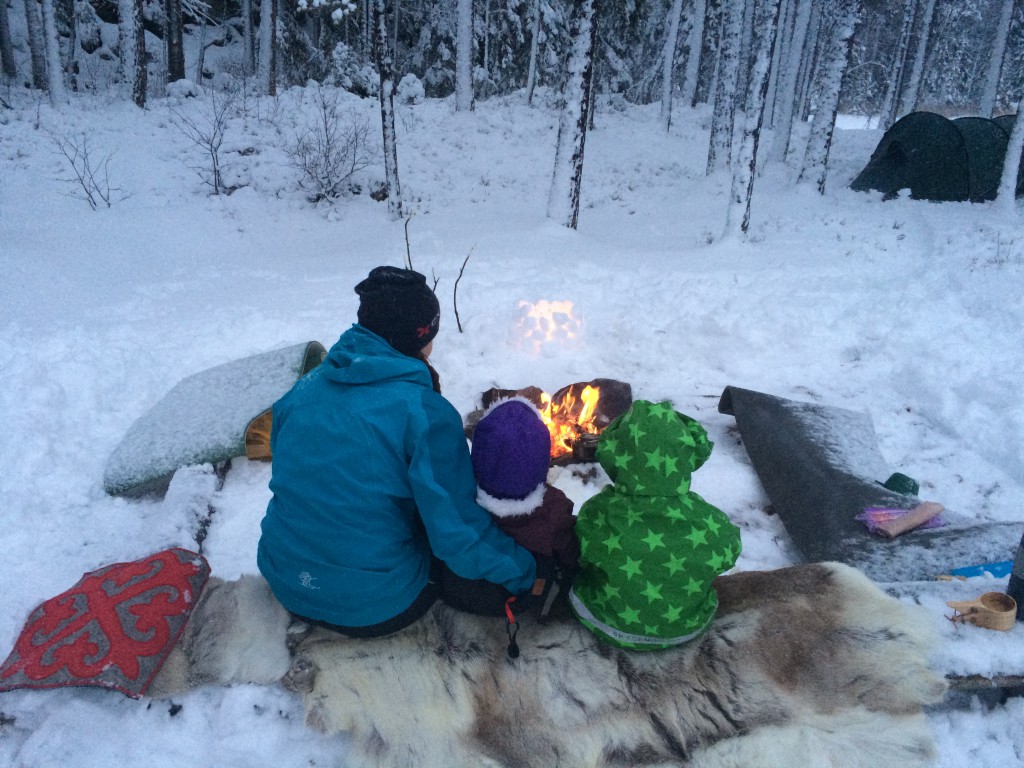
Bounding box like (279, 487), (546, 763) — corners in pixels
(768, 0), (811, 163)
(980, 0), (1015, 118)
(879, 0), (913, 130)
(41, 0), (66, 105)
(24, 0), (47, 89)
(706, 0), (743, 175)
(118, 0), (146, 106)
(546, 0), (598, 229)
(164, 0), (185, 82)
(0, 0), (17, 79)
(257, 0), (277, 95)
(680, 0), (706, 107)
(241, 0), (255, 74)
(725, 0), (781, 237)
(799, 0), (860, 194)
(660, 0), (684, 130)
(764, 0), (791, 127)
(455, 0), (473, 111)
(525, 0), (541, 104)
(793, 0), (819, 123)
(372, 0), (403, 219)
(899, 0), (934, 116)
(996, 96), (1024, 210)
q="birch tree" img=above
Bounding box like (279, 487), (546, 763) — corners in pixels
(118, 0), (146, 107)
(1, 0), (16, 80)
(724, 0), (781, 237)
(525, 0), (541, 103)
(660, 0), (685, 129)
(767, 0), (811, 163)
(547, 0), (597, 229)
(372, 0), (403, 219)
(455, 0), (474, 111)
(996, 98), (1024, 211)
(706, 0), (743, 175)
(878, 0), (914, 130)
(980, 0), (1015, 118)
(41, 0), (65, 105)
(257, 0), (278, 95)
(898, 0), (934, 116)
(680, 0), (706, 107)
(23, 0), (47, 90)
(799, 0), (860, 194)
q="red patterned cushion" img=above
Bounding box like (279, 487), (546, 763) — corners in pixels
(0, 548), (210, 699)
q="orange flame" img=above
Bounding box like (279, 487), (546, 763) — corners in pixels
(538, 384), (602, 458)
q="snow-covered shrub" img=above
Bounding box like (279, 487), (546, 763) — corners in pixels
(289, 85), (372, 202)
(168, 79), (201, 98)
(397, 74), (424, 105)
(329, 43), (377, 97)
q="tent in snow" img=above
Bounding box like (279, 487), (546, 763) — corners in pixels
(850, 111), (1024, 202)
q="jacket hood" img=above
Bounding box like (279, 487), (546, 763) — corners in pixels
(322, 324), (433, 389)
(596, 400), (713, 495)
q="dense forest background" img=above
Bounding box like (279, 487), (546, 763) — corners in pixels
(2, 0), (1022, 119)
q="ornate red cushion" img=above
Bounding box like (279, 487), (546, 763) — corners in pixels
(0, 548), (209, 698)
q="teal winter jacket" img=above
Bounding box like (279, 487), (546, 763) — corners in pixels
(257, 324), (536, 627)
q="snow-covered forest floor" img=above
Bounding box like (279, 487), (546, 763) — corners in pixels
(1, 85), (1023, 765)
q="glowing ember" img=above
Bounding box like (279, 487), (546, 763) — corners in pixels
(511, 300), (583, 354)
(539, 383), (602, 458)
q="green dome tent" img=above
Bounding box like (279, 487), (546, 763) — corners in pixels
(851, 111), (1023, 201)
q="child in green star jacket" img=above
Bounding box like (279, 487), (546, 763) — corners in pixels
(568, 400), (741, 650)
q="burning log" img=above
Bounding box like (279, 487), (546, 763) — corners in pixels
(470, 379), (632, 465)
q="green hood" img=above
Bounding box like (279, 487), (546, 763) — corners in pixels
(596, 400), (713, 496)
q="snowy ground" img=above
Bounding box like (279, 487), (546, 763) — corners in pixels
(1, 86), (1023, 766)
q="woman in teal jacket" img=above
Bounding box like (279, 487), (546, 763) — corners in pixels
(258, 267), (536, 636)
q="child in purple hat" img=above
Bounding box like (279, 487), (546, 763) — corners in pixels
(441, 398), (580, 616)
(472, 398), (580, 569)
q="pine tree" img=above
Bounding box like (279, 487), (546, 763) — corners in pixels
(372, 0), (403, 219)
(547, 0), (598, 229)
(118, 0), (146, 107)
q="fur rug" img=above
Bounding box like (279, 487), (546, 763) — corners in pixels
(274, 562), (947, 768)
(148, 563), (946, 766)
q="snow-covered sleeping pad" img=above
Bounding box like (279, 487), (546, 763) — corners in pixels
(718, 385), (1022, 583)
(104, 341), (326, 497)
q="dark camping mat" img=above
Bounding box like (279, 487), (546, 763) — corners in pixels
(719, 386), (1022, 582)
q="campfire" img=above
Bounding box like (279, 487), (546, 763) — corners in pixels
(472, 379), (633, 464)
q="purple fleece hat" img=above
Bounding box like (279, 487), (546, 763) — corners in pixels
(471, 399), (552, 500)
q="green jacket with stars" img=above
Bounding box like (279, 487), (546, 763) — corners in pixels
(568, 400), (741, 651)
